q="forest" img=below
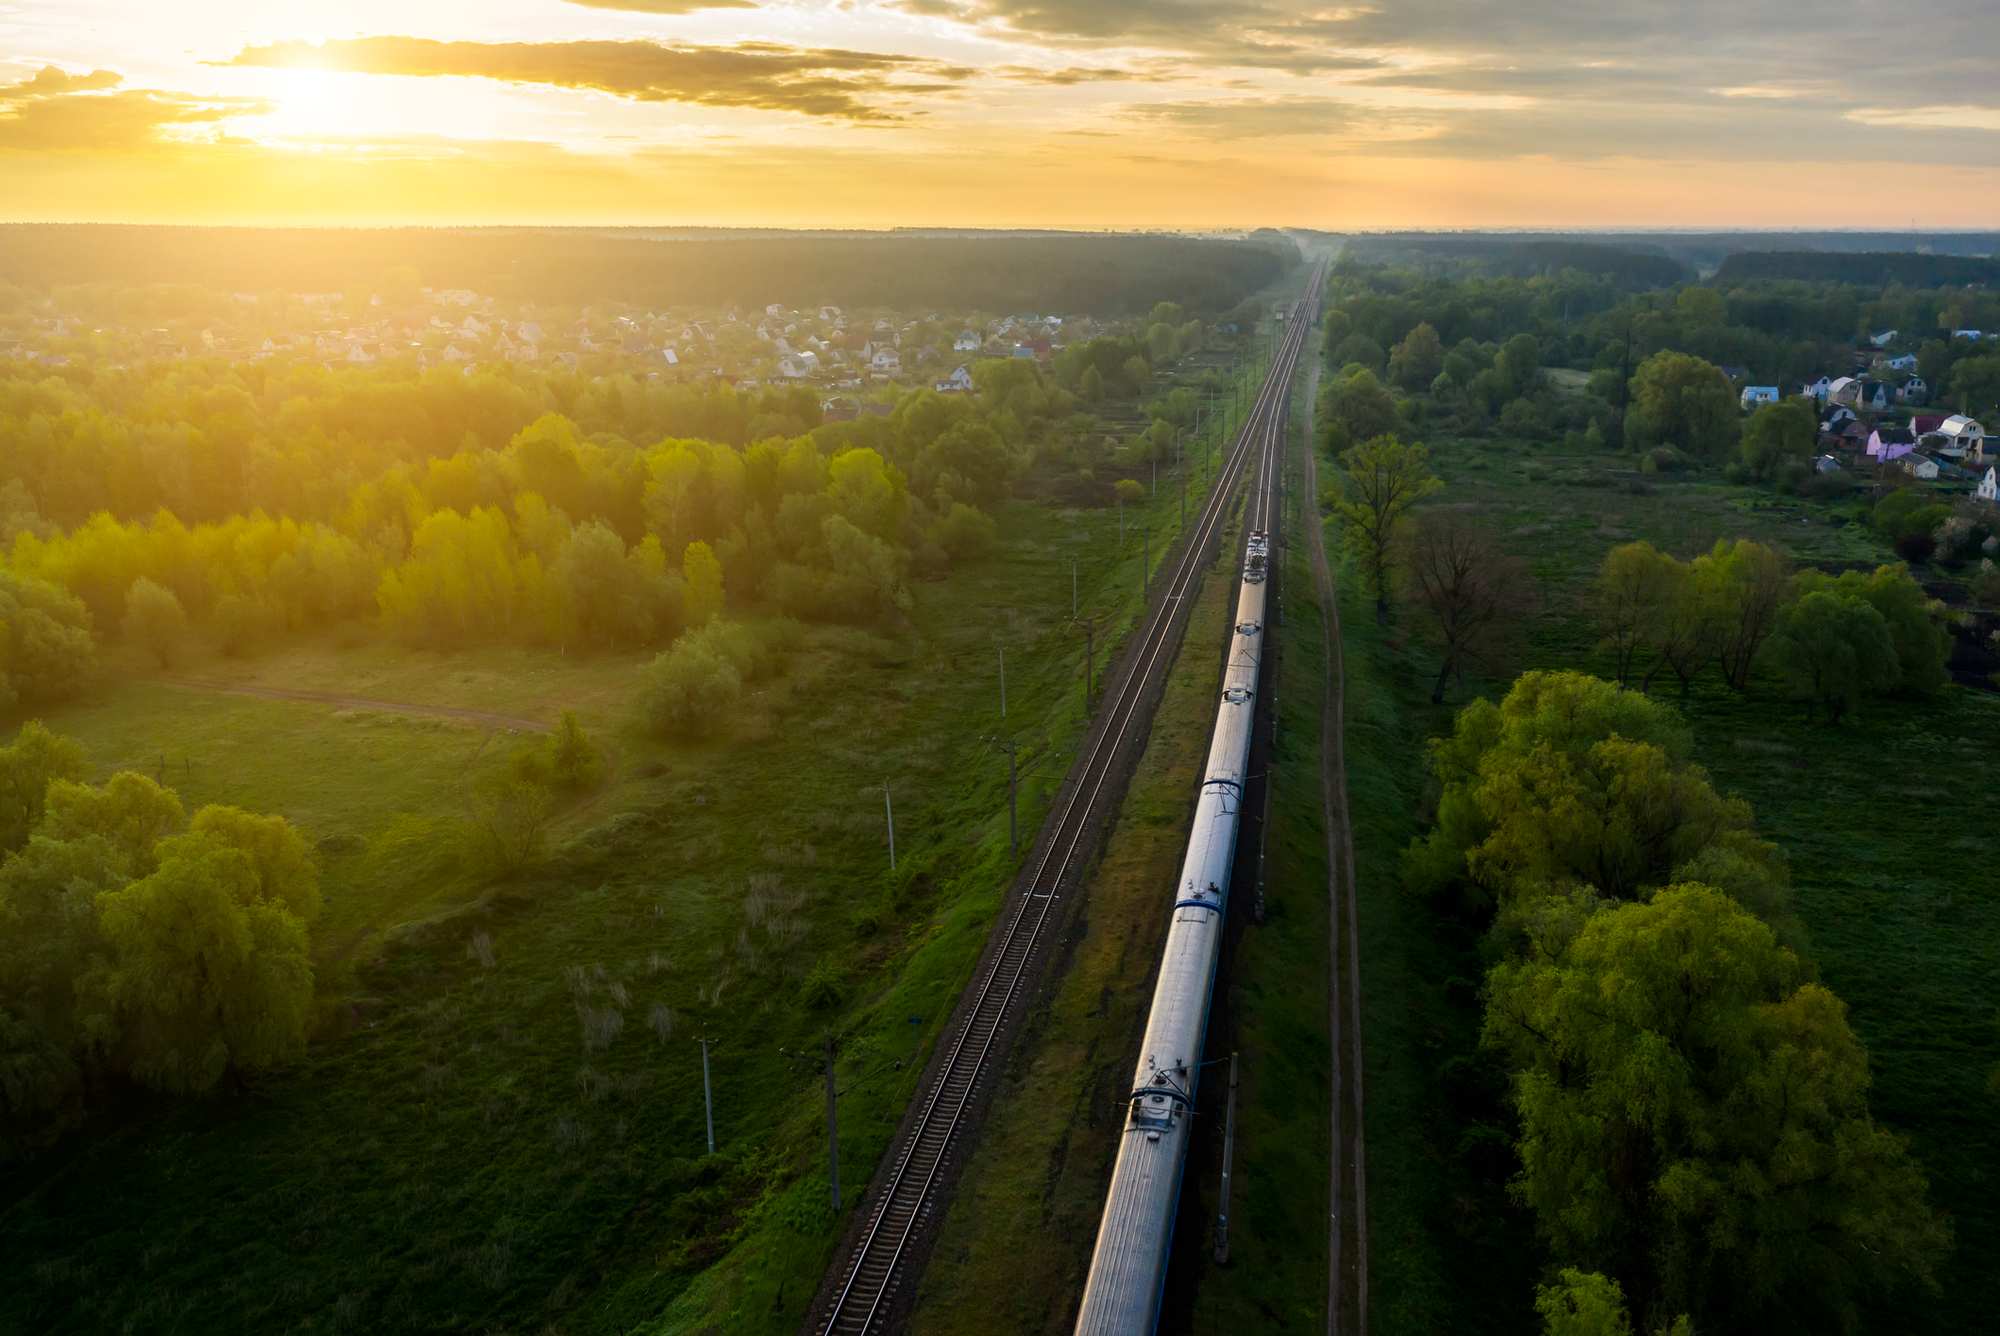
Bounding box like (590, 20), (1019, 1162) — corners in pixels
(0, 227), (1293, 316)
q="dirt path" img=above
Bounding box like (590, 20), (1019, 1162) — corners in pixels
(1299, 351), (1369, 1336)
(160, 678), (552, 733)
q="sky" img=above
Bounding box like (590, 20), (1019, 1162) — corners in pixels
(2, 0), (1998, 229)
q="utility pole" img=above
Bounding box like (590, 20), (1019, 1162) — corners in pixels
(998, 643), (1007, 720)
(884, 783), (896, 871)
(823, 1034), (841, 1211)
(1142, 524), (1150, 595)
(1071, 558), (1078, 619)
(1214, 1050), (1239, 1264)
(699, 1035), (716, 1155)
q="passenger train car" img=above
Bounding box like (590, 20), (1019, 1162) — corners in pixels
(1072, 536), (1269, 1335)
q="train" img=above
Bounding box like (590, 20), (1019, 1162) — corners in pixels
(1072, 528), (1271, 1335)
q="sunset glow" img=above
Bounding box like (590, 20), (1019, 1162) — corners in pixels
(3, 0), (1998, 226)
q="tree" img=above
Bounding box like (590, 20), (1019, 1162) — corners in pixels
(1739, 400), (1816, 482)
(1079, 365), (1105, 403)
(1333, 435), (1442, 615)
(931, 501), (998, 562)
(1535, 1270), (1691, 1336)
(188, 805), (321, 920)
(121, 577), (189, 668)
(1403, 511), (1534, 703)
(1389, 321), (1444, 391)
(0, 721), (87, 856)
(1794, 563), (1949, 693)
(85, 830), (316, 1094)
(1762, 590), (1899, 724)
(1329, 333), (1386, 375)
(1629, 352), (1739, 461)
(1486, 886), (1949, 1330)
(1694, 538), (1788, 691)
(683, 540), (724, 627)
(1593, 543), (1680, 687)
(1323, 368), (1400, 450)
(1497, 333), (1541, 397)
(640, 627), (744, 738)
(0, 568), (95, 712)
(41, 772), (186, 874)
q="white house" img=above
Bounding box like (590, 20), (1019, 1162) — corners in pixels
(1803, 375), (1834, 402)
(1977, 466), (1997, 503)
(935, 364), (975, 393)
(1885, 352), (1919, 372)
(777, 353), (814, 379)
(1953, 329), (1985, 341)
(1828, 376), (1860, 407)
(1869, 329), (1898, 348)
(1936, 414), (1985, 458)
(954, 330), (981, 353)
(1900, 454), (1940, 481)
(1896, 376), (1928, 404)
(1741, 385), (1780, 410)
(870, 347), (902, 374)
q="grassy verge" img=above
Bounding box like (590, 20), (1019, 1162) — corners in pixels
(909, 500), (1244, 1333)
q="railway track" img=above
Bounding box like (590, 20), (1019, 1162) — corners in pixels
(814, 270), (1323, 1336)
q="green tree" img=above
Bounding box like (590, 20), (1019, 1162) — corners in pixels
(41, 772), (185, 874)
(1389, 321), (1445, 391)
(1739, 399), (1816, 481)
(1487, 886), (1949, 1329)
(1323, 367), (1400, 450)
(683, 540), (724, 627)
(0, 721), (87, 856)
(188, 805), (321, 921)
(1630, 351), (1739, 461)
(1329, 333), (1386, 375)
(86, 830), (316, 1094)
(1534, 1269), (1692, 1336)
(121, 577), (188, 669)
(1794, 563), (1949, 692)
(0, 568), (95, 712)
(1079, 364), (1105, 403)
(931, 501), (998, 562)
(1693, 538), (1789, 692)
(1762, 590), (1899, 724)
(1593, 542), (1680, 687)
(640, 628), (744, 738)
(1498, 332), (1541, 396)
(1332, 435), (1441, 615)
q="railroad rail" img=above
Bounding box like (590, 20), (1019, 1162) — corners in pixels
(814, 268), (1324, 1336)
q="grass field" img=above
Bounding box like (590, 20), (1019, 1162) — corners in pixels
(1345, 424), (2000, 1331)
(0, 443), (1248, 1335)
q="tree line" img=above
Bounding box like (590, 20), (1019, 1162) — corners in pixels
(0, 356), (1132, 709)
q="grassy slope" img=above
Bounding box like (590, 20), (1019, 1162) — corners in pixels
(909, 499), (1242, 1333)
(0, 461), (1236, 1335)
(1386, 429), (2000, 1330)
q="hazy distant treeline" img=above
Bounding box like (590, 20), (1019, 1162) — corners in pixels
(1340, 237), (1691, 288)
(0, 227), (1291, 315)
(1713, 250), (2000, 287)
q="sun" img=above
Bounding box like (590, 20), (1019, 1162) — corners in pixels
(244, 67), (356, 143)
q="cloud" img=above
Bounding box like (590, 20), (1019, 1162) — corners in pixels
(1124, 96), (1371, 139)
(222, 36), (975, 123)
(563, 0), (756, 11)
(1849, 104), (2000, 132)
(1, 66), (125, 101)
(0, 88), (263, 152)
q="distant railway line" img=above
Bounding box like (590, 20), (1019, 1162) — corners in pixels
(812, 268), (1325, 1336)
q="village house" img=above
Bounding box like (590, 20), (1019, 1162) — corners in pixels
(1931, 414), (1985, 459)
(869, 347), (901, 375)
(954, 329), (981, 353)
(935, 364), (975, 393)
(1977, 466), (1998, 504)
(1896, 375), (1928, 404)
(1740, 385), (1780, 410)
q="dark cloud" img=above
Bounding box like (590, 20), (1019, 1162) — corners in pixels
(1, 66), (125, 101)
(0, 88), (262, 152)
(222, 36), (976, 123)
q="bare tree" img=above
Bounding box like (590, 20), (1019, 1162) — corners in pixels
(1404, 511), (1535, 703)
